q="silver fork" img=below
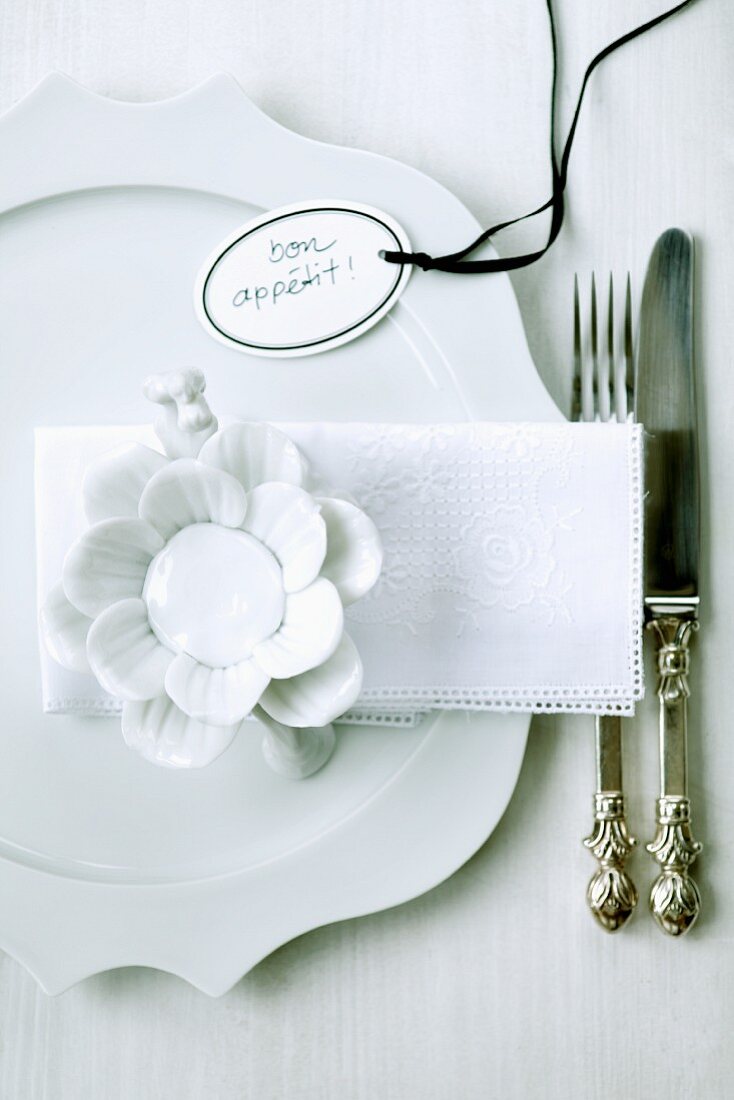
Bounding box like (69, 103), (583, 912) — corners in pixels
(574, 272), (639, 932)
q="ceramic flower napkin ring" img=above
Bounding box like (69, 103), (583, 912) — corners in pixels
(37, 372), (644, 780)
(40, 369), (382, 779)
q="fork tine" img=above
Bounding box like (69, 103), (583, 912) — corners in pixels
(576, 271), (627, 424)
(590, 272), (598, 421)
(572, 274), (582, 421)
(581, 275), (596, 421)
(594, 273), (610, 422)
(623, 273), (634, 420)
(607, 273), (617, 422)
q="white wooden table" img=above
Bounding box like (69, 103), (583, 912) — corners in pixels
(1, 1), (731, 1096)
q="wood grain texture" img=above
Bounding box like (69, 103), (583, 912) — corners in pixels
(0, 1), (732, 1096)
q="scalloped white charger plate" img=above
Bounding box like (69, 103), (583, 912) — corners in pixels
(0, 74), (561, 995)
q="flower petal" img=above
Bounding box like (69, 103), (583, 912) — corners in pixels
(63, 518), (164, 618)
(243, 483), (326, 593)
(258, 633), (363, 727)
(138, 458), (247, 540)
(253, 577), (343, 678)
(122, 696), (240, 769)
(39, 580), (93, 673)
(82, 442), (168, 524)
(317, 497), (383, 605)
(199, 423), (308, 492)
(165, 652), (269, 727)
(87, 598), (174, 700)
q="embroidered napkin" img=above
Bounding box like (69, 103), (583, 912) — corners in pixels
(36, 421), (643, 720)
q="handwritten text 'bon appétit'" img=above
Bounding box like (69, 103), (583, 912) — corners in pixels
(231, 236), (355, 310)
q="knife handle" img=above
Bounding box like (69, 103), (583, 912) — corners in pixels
(646, 617), (703, 936)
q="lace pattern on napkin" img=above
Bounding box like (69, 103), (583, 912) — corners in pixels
(309, 421), (643, 716)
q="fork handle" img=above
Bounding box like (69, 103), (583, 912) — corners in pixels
(583, 717), (638, 931)
(646, 616), (702, 936)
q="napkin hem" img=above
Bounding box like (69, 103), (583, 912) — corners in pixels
(41, 697), (425, 728)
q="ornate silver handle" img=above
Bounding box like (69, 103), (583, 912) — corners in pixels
(646, 617), (702, 935)
(583, 716), (638, 931)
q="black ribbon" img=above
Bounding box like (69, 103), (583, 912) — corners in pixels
(382, 0), (698, 275)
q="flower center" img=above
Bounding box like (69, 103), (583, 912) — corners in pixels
(143, 523), (285, 668)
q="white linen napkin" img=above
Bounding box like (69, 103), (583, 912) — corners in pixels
(35, 421), (643, 720)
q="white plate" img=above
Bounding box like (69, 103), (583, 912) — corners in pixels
(0, 74), (561, 995)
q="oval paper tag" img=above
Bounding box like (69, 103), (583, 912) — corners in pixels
(195, 202), (411, 357)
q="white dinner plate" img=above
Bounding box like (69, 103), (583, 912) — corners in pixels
(0, 74), (561, 994)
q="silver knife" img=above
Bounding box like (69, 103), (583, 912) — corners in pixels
(635, 228), (703, 935)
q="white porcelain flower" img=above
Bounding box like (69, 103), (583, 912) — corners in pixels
(40, 370), (382, 776)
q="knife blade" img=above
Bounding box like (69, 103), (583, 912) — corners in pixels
(635, 227), (703, 936)
(638, 229), (699, 614)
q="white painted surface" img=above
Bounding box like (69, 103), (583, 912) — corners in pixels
(0, 1), (731, 1097)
